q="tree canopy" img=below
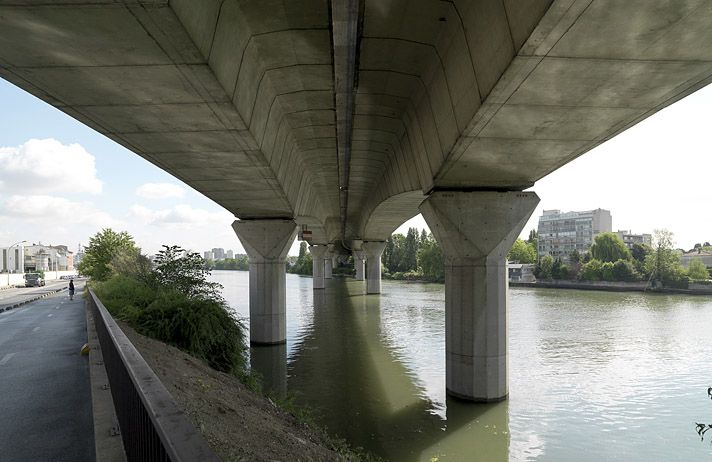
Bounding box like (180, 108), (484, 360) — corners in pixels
(78, 228), (138, 281)
(508, 238), (537, 263)
(590, 232), (631, 263)
(687, 258), (710, 281)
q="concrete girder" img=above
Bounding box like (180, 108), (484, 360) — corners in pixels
(1, 1), (712, 242)
(420, 191), (539, 401)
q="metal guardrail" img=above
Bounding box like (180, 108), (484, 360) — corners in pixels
(88, 289), (220, 462)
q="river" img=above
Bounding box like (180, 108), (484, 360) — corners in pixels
(210, 270), (712, 461)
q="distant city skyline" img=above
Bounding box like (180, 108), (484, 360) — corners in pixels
(2, 78), (711, 255)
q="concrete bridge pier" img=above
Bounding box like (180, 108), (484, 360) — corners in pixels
(309, 245), (327, 289)
(232, 219), (297, 345)
(363, 241), (386, 294)
(324, 244), (334, 279)
(353, 250), (366, 281)
(420, 191), (539, 401)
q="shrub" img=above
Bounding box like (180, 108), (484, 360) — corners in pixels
(94, 246), (249, 375)
(580, 259), (603, 281)
(601, 262), (615, 281)
(612, 259), (639, 282)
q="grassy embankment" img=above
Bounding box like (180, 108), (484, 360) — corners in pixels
(92, 247), (381, 461)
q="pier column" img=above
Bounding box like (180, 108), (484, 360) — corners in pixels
(353, 250), (366, 281)
(420, 191), (538, 401)
(363, 241), (386, 294)
(324, 244), (334, 279)
(309, 245), (327, 289)
(232, 219), (297, 345)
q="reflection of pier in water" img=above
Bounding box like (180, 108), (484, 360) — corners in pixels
(251, 279), (509, 461)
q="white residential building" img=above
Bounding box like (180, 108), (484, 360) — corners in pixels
(24, 244), (74, 272)
(615, 230), (652, 249)
(1, 243), (26, 274)
(538, 209), (612, 262)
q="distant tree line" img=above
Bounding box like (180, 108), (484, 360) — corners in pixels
(205, 256), (249, 271)
(288, 242), (313, 276)
(383, 228), (444, 282)
(531, 229), (709, 288)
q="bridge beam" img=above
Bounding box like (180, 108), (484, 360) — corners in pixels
(420, 191), (539, 401)
(232, 219), (297, 345)
(363, 241), (386, 294)
(309, 245), (327, 290)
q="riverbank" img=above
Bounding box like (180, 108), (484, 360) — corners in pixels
(511, 280), (712, 295)
(116, 320), (363, 461)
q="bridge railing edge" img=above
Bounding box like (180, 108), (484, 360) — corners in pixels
(87, 288), (220, 462)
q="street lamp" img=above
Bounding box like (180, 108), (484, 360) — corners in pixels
(7, 240), (26, 287)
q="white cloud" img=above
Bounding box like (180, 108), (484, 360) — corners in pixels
(129, 203), (233, 229)
(135, 182), (185, 199)
(1, 194), (122, 228)
(0, 138), (102, 194)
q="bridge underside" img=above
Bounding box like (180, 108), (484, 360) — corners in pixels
(2, 0), (711, 401)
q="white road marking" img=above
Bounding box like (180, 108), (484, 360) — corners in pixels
(33, 326), (40, 332)
(0, 353), (16, 366)
(47, 313), (53, 317)
(55, 306), (60, 310)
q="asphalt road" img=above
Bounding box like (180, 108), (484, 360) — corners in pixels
(0, 280), (95, 462)
(0, 280), (71, 309)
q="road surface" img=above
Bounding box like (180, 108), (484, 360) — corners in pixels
(0, 280), (95, 461)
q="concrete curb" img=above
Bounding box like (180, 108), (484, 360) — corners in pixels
(0, 287), (66, 312)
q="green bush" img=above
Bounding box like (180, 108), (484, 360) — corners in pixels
(580, 259), (603, 281)
(96, 275), (246, 373)
(612, 259), (639, 282)
(601, 262), (615, 282)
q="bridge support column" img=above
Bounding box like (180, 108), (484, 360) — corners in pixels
(353, 250), (366, 281)
(232, 219), (297, 345)
(363, 241), (386, 294)
(420, 191), (538, 401)
(324, 244), (334, 279)
(309, 245), (327, 289)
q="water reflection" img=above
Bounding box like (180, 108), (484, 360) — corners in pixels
(211, 272), (712, 461)
(250, 343), (287, 398)
(285, 279), (509, 461)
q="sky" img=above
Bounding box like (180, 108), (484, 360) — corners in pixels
(1, 77), (711, 256)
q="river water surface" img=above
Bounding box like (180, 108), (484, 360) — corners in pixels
(210, 271), (712, 461)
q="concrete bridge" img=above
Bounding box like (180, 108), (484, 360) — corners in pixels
(2, 0), (711, 402)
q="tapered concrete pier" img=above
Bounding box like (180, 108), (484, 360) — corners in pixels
(420, 191), (539, 401)
(233, 219), (297, 345)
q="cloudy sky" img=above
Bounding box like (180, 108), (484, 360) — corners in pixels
(1, 77), (711, 256)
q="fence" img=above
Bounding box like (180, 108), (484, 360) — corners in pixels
(88, 289), (219, 462)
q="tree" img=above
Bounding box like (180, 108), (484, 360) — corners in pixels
(551, 258), (569, 280)
(601, 261), (615, 281)
(153, 245), (222, 299)
(78, 228), (138, 281)
(580, 259), (603, 281)
(590, 232), (631, 263)
(536, 255), (554, 280)
(687, 258), (710, 281)
(508, 239), (537, 263)
(645, 229), (687, 288)
(527, 229), (538, 250)
(417, 233), (444, 282)
(288, 242), (313, 275)
(570, 250), (582, 264)
(612, 259), (639, 282)
(403, 228), (419, 272)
